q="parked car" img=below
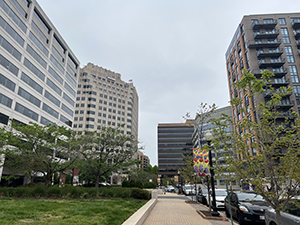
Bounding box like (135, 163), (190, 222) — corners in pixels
(265, 197), (300, 225)
(183, 185), (196, 195)
(208, 189), (227, 209)
(224, 191), (269, 225)
(166, 185), (175, 192)
(197, 188), (209, 205)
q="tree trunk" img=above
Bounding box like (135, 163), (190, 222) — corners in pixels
(45, 174), (51, 189)
(95, 175), (100, 188)
(275, 210), (283, 225)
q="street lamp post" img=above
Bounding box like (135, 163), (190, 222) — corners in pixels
(205, 130), (220, 217)
(178, 171), (181, 194)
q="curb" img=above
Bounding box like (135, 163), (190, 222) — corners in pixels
(122, 198), (157, 225)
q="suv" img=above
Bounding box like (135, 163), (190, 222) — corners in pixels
(225, 191), (268, 225)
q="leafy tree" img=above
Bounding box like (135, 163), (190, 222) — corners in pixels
(212, 70), (300, 225)
(1, 121), (81, 188)
(78, 127), (139, 188)
(128, 167), (157, 184)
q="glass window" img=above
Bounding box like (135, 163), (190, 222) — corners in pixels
(285, 46), (294, 63)
(60, 114), (72, 127)
(62, 103), (73, 117)
(279, 18), (286, 25)
(0, 0), (27, 33)
(18, 87), (41, 107)
(0, 112), (9, 125)
(289, 65), (299, 83)
(11, 0), (27, 18)
(29, 32), (48, 56)
(64, 82), (76, 97)
(0, 92), (12, 108)
(15, 102), (38, 121)
(281, 28), (290, 44)
(53, 35), (65, 53)
(42, 103), (58, 118)
(65, 72), (77, 87)
(44, 90), (60, 107)
(63, 93), (74, 107)
(24, 58), (44, 81)
(52, 45), (64, 62)
(68, 55), (77, 69)
(0, 54), (19, 76)
(0, 16), (24, 46)
(0, 35), (21, 61)
(0, 73), (15, 91)
(50, 55), (64, 74)
(26, 44), (47, 68)
(46, 78), (62, 95)
(40, 116), (53, 126)
(31, 21), (48, 43)
(48, 66), (63, 84)
(33, 9), (50, 33)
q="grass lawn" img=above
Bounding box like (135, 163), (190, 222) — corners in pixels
(0, 198), (147, 225)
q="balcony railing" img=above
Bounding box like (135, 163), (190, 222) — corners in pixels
(267, 78), (290, 86)
(254, 30), (279, 39)
(256, 48), (283, 58)
(247, 39), (281, 48)
(258, 58), (285, 67)
(252, 19), (277, 29)
(251, 68), (287, 78)
(292, 19), (300, 29)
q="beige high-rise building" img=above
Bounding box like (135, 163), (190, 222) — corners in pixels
(74, 63), (139, 139)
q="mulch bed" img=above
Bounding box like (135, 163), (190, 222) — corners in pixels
(185, 200), (198, 204)
(196, 210), (228, 221)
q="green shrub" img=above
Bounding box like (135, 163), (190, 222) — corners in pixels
(131, 188), (150, 200)
(129, 180), (136, 188)
(135, 180), (143, 189)
(32, 185), (46, 198)
(144, 182), (157, 189)
(122, 180), (130, 187)
(47, 187), (62, 198)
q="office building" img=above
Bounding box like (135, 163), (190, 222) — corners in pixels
(157, 120), (194, 177)
(0, 0), (79, 128)
(137, 152), (150, 169)
(226, 13), (300, 159)
(74, 63), (139, 139)
(193, 106), (237, 187)
(0, 0), (80, 184)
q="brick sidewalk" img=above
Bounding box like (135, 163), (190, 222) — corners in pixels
(143, 193), (236, 225)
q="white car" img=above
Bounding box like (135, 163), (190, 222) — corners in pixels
(208, 189), (227, 208)
(183, 185), (196, 195)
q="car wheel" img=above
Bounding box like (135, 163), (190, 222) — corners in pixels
(225, 207), (230, 218)
(237, 213), (245, 225)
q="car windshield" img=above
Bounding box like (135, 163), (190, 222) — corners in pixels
(284, 200), (300, 217)
(237, 193), (264, 202)
(215, 190), (227, 196)
(185, 186), (192, 190)
(202, 189), (208, 194)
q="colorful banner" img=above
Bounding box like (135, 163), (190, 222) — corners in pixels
(174, 175), (178, 183)
(193, 148), (210, 176)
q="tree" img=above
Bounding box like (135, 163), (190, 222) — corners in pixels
(1, 121), (81, 188)
(78, 127), (139, 188)
(212, 70), (300, 225)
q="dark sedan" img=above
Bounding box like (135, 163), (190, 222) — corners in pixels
(224, 191), (269, 225)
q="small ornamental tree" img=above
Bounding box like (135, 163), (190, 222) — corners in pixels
(78, 127), (139, 188)
(212, 70), (300, 225)
(1, 121), (81, 188)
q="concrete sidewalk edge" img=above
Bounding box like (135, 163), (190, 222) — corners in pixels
(122, 198), (157, 225)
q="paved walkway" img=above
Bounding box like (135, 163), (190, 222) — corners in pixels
(143, 193), (237, 225)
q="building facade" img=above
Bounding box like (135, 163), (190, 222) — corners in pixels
(74, 63), (139, 139)
(137, 152), (150, 169)
(157, 120), (194, 177)
(0, 0), (79, 128)
(0, 0), (80, 184)
(225, 13), (300, 159)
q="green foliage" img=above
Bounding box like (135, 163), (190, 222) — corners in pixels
(122, 180), (130, 187)
(130, 188), (150, 200)
(135, 180), (143, 189)
(212, 69), (300, 225)
(129, 180), (136, 188)
(77, 127), (139, 188)
(143, 182), (157, 189)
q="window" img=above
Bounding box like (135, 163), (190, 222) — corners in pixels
(26, 44), (47, 68)
(15, 103), (38, 121)
(0, 16), (24, 46)
(0, 35), (21, 61)
(87, 111), (95, 115)
(46, 78), (62, 95)
(24, 58), (44, 81)
(42, 103), (58, 118)
(31, 21), (47, 43)
(281, 28), (290, 44)
(18, 87), (41, 107)
(50, 55), (64, 74)
(29, 32), (48, 56)
(290, 66), (299, 83)
(85, 124), (94, 129)
(40, 117), (53, 126)
(33, 9), (50, 33)
(21, 72), (42, 94)
(60, 115), (72, 127)
(86, 117), (94, 122)
(1, 54), (19, 76)
(263, 19), (274, 24)
(48, 66), (63, 84)
(63, 93), (74, 106)
(62, 104), (73, 117)
(285, 46), (294, 63)
(279, 18), (286, 25)
(0, 93), (12, 108)
(64, 82), (76, 97)
(294, 86), (300, 105)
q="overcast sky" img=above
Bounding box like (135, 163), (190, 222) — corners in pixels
(37, 0), (300, 165)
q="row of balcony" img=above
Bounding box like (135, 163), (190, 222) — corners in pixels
(251, 68), (288, 78)
(254, 29), (279, 39)
(264, 89), (292, 97)
(248, 39), (281, 48)
(258, 58), (285, 67)
(256, 48), (283, 58)
(252, 19), (277, 29)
